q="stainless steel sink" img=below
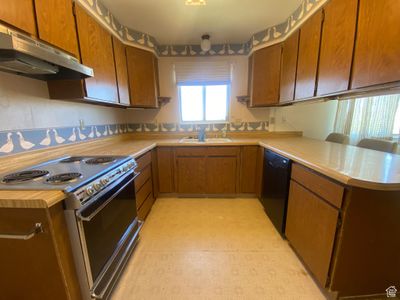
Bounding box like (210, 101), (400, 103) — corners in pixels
(179, 137), (232, 143)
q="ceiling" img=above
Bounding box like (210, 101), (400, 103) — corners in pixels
(101, 0), (303, 45)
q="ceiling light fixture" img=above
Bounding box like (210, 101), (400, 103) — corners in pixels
(200, 34), (211, 52)
(185, 0), (206, 6)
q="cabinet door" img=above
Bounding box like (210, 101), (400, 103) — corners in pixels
(0, 0), (36, 36)
(249, 44), (282, 107)
(112, 36), (130, 105)
(157, 147), (175, 193)
(75, 5), (118, 102)
(280, 31), (299, 103)
(35, 0), (79, 57)
(295, 10), (323, 100)
(240, 146), (259, 193)
(126, 47), (158, 108)
(351, 0), (400, 89)
(317, 0), (358, 96)
(285, 180), (339, 286)
(154, 55), (160, 98)
(176, 157), (206, 194)
(0, 208), (69, 300)
(206, 157), (237, 194)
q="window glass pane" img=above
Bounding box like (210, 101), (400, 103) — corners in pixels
(180, 86), (204, 122)
(205, 85), (228, 121)
(393, 103), (400, 135)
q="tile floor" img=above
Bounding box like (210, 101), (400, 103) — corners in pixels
(111, 198), (326, 300)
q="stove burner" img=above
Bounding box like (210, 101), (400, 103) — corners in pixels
(1, 170), (50, 184)
(85, 157), (116, 165)
(46, 173), (82, 184)
(60, 157), (86, 163)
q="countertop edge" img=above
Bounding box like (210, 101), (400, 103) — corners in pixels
(258, 141), (400, 191)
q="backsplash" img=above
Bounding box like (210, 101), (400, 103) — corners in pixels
(0, 121), (269, 157)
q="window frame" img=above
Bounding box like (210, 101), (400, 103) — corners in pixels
(178, 82), (230, 124)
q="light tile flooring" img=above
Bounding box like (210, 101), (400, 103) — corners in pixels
(111, 198), (326, 300)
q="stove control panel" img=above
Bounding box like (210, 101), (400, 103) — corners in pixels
(67, 159), (137, 209)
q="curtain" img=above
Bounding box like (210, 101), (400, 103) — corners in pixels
(334, 94), (400, 144)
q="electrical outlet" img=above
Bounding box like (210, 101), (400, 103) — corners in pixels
(79, 119), (85, 131)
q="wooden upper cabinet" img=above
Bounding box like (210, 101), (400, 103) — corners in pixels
(34, 0), (79, 57)
(0, 0), (37, 36)
(351, 0), (400, 89)
(75, 4), (118, 102)
(280, 31), (299, 103)
(112, 36), (131, 105)
(249, 44), (282, 107)
(126, 47), (159, 108)
(317, 0), (358, 96)
(295, 10), (323, 100)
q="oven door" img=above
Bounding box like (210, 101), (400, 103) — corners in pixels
(76, 170), (142, 299)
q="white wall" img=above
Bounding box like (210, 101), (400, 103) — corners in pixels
(271, 100), (338, 140)
(0, 72), (130, 131)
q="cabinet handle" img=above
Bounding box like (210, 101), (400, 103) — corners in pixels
(0, 223), (43, 240)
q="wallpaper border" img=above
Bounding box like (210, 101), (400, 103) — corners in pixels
(0, 121), (269, 157)
(77, 0), (328, 57)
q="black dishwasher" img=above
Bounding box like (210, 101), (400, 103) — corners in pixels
(261, 149), (292, 236)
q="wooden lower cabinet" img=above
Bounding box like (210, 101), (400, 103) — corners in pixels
(176, 156), (206, 194)
(0, 203), (81, 300)
(156, 147), (175, 193)
(174, 147), (240, 195)
(206, 156), (237, 194)
(285, 180), (339, 286)
(157, 146), (260, 196)
(135, 151), (156, 220)
(285, 163), (400, 298)
(239, 146), (260, 193)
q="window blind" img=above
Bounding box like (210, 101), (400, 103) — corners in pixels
(174, 61), (231, 85)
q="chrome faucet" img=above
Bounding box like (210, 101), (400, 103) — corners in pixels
(198, 128), (206, 142)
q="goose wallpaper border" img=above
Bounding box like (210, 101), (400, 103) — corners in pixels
(0, 121), (269, 157)
(77, 0), (328, 57)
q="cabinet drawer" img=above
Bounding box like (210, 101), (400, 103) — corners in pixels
(286, 180), (339, 286)
(207, 147), (240, 156)
(138, 193), (154, 220)
(135, 165), (152, 191)
(175, 147), (206, 157)
(136, 178), (152, 209)
(136, 151), (152, 171)
(291, 163), (344, 208)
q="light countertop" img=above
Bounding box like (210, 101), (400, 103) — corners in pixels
(0, 134), (399, 208)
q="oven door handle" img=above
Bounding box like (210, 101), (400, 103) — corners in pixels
(76, 170), (138, 222)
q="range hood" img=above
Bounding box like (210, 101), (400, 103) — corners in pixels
(0, 25), (93, 80)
